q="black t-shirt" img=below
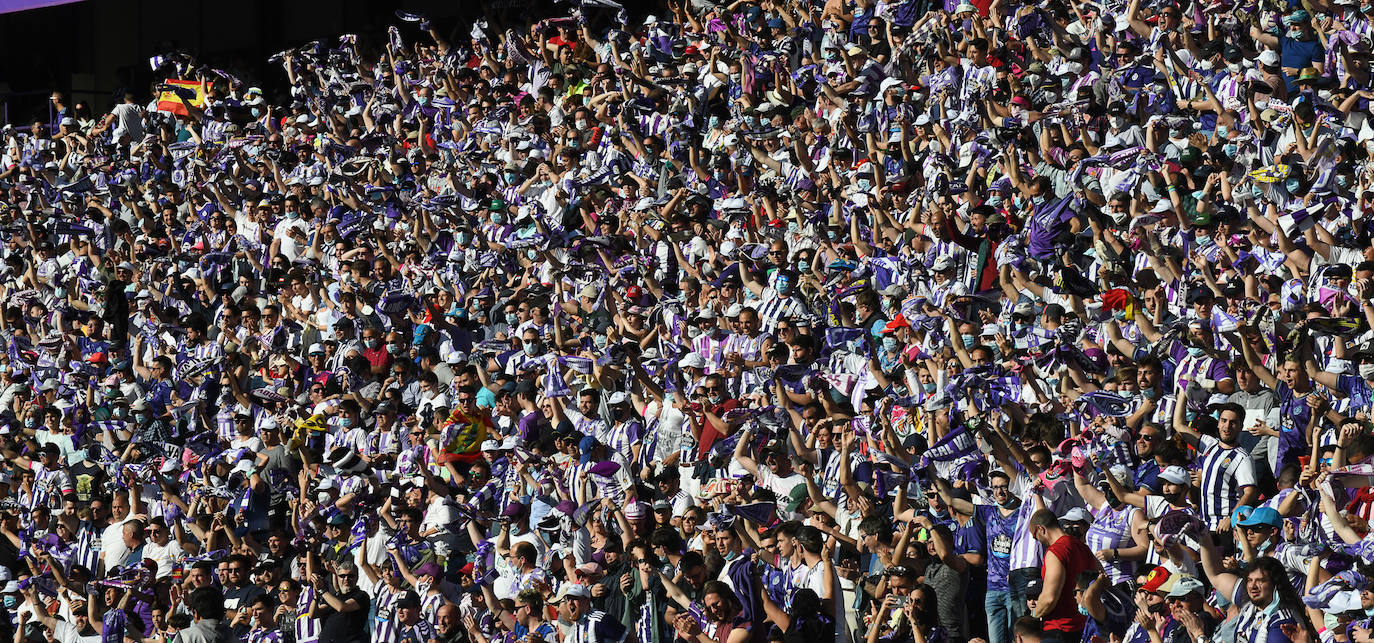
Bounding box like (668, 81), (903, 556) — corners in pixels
(223, 583), (267, 614)
(69, 460), (106, 503)
(318, 587), (370, 643)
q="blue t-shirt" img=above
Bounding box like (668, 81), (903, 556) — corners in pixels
(977, 504), (1018, 591)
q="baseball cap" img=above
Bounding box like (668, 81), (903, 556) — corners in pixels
(1158, 466), (1190, 485)
(554, 583), (591, 602)
(1165, 575), (1205, 599)
(1141, 566), (1173, 593)
(1236, 506), (1282, 529)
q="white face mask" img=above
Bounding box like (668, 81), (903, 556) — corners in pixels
(1110, 116), (1127, 129)
(1360, 363), (1374, 380)
(1228, 62), (1243, 73)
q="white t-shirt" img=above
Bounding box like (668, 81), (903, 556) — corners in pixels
(143, 538), (186, 578)
(54, 620), (101, 643)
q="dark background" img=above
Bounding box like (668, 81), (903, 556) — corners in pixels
(0, 0), (649, 128)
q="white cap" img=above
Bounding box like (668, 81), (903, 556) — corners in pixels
(1060, 507), (1093, 523)
(232, 460), (253, 475)
(1159, 466), (1190, 485)
(679, 353), (707, 369)
(1258, 49), (1280, 66)
(607, 391), (629, 406)
(1150, 199), (1174, 213)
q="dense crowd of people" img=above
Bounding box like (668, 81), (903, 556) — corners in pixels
(7, 0), (1374, 642)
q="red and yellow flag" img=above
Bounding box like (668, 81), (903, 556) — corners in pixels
(155, 80), (207, 117)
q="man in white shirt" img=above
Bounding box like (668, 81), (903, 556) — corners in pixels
(99, 490), (137, 575)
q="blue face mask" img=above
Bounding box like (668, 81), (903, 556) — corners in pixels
(250, 108), (261, 118)
(857, 178), (872, 191)
(23, 419), (35, 429)
(523, 341), (540, 356)
(1338, 176), (1352, 188)
(883, 337), (898, 352)
(708, 116), (720, 129)
(1077, 605), (1090, 617)
(135, 413), (149, 424)
(923, 382), (937, 394)
(1285, 178), (1302, 193)
(1215, 125), (1229, 138)
(787, 221), (800, 235)
(504, 172), (517, 184)
(417, 96), (430, 106)
(3, 596), (16, 610)
(593, 335), (608, 349)
(1032, 195), (1047, 206)
(339, 417), (352, 428)
(961, 334), (976, 348)
(1188, 346), (1206, 358)
(491, 213), (505, 225)
(1013, 196), (1025, 209)
(456, 232), (471, 245)
(505, 313), (519, 326)
(526, 249), (538, 260)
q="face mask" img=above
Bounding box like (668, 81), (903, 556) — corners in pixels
(593, 335), (608, 349)
(856, 178), (872, 191)
(523, 341), (540, 356)
(883, 337), (898, 352)
(961, 334), (975, 348)
(1110, 116), (1127, 129)
(503, 172), (517, 184)
(708, 116), (720, 129)
(1198, 59), (1215, 71)
(365, 339), (379, 349)
(456, 232), (471, 245)
(1285, 178), (1302, 193)
(1216, 125), (1229, 138)
(566, 140), (579, 150)
(135, 413), (149, 424)
(923, 382), (937, 394)
(505, 313), (519, 326)
(1338, 176), (1352, 188)
(526, 249), (539, 261)
(714, 171), (727, 182)
(687, 326), (702, 339)
(1188, 346), (1205, 358)
(417, 96), (430, 106)
(709, 393), (723, 405)
(23, 418), (35, 429)
(1032, 196), (1047, 206)
(3, 596), (16, 610)
(387, 343), (403, 354)
(1143, 387), (1159, 399)
(1359, 363), (1374, 380)
(776, 279), (792, 295)
(339, 417), (353, 428)
(575, 119), (588, 131)
(1289, 28), (1303, 38)
(1223, 144), (1238, 158)
(491, 213), (505, 225)
(1077, 605), (1090, 617)
(1148, 602), (1168, 615)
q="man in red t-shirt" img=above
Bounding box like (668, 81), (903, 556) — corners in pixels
(1029, 509), (1101, 641)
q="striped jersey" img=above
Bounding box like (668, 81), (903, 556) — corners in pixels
(1195, 434), (1256, 529)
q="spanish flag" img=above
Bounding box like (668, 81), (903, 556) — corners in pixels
(156, 80), (207, 117)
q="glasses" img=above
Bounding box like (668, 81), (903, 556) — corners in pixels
(336, 573), (357, 579)
(1137, 434), (1156, 442)
(457, 397), (475, 403)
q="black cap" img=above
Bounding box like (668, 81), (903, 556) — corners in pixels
(395, 590), (421, 609)
(1327, 264), (1354, 280)
(1222, 44), (1243, 63)
(1187, 288), (1215, 304)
